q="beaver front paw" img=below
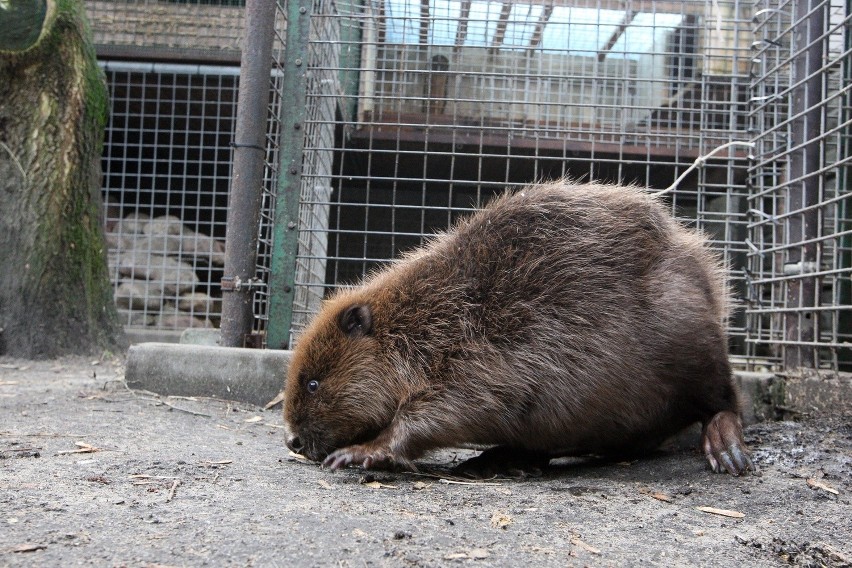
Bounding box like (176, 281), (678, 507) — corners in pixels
(702, 410), (756, 476)
(323, 444), (415, 472)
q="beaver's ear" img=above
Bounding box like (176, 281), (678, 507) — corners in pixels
(338, 304), (372, 337)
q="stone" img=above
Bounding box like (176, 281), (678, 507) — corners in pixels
(114, 280), (163, 311)
(104, 232), (130, 251)
(143, 215), (185, 236)
(116, 254), (199, 295)
(178, 292), (221, 316)
(155, 313), (214, 329)
(117, 309), (156, 327)
(181, 234), (226, 266)
(119, 212), (151, 235)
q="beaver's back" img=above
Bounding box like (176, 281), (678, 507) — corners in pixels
(350, 181), (734, 453)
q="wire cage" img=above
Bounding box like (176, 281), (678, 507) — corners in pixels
(267, 0), (758, 356)
(746, 0), (852, 370)
(86, 0), (279, 339)
(86, 0), (850, 370)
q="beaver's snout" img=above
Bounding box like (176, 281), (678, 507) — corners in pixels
(285, 427), (333, 462)
(285, 434), (303, 454)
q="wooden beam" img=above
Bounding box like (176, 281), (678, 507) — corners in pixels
(454, 0), (471, 51)
(490, 2), (513, 49)
(597, 10), (636, 62)
(528, 4), (554, 49)
(419, 0), (430, 47)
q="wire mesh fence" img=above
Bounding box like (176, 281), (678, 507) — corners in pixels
(746, 0), (852, 370)
(100, 62), (238, 334)
(270, 0), (758, 354)
(88, 0), (850, 370)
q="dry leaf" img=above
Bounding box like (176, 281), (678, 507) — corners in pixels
(807, 478), (839, 495)
(56, 442), (101, 455)
(361, 480), (397, 489)
(317, 479), (332, 490)
(445, 548), (489, 560)
(288, 451), (312, 464)
(438, 478), (502, 486)
(0, 380), (20, 386)
(412, 481), (430, 490)
(571, 536), (601, 555)
(490, 512), (512, 529)
(264, 391), (286, 410)
(651, 492), (673, 503)
(244, 416), (263, 423)
(696, 506), (745, 518)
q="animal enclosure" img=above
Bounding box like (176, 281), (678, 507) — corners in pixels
(85, 0), (851, 371)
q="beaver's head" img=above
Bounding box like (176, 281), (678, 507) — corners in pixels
(284, 297), (404, 462)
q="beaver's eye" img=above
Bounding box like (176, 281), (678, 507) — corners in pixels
(307, 380), (319, 393)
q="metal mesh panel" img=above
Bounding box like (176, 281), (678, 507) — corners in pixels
(283, 0), (755, 352)
(746, 0), (852, 370)
(101, 63), (237, 334)
(252, 1), (290, 341)
(85, 0), (245, 60)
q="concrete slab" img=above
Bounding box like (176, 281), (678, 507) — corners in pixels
(124, 342), (843, 428)
(125, 343), (289, 407)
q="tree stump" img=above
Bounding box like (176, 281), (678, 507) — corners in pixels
(0, 0), (125, 357)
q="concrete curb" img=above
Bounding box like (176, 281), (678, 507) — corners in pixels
(125, 343), (848, 423)
(125, 343), (290, 407)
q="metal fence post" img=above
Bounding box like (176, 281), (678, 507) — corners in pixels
(785, 0), (826, 369)
(266, 0), (311, 350)
(220, 0), (277, 348)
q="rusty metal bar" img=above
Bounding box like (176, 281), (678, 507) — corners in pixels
(220, 0), (277, 348)
(784, 0), (826, 368)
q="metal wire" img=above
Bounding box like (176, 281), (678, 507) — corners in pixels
(88, 0), (851, 369)
(285, 0), (757, 352)
(746, 0), (851, 370)
(100, 62), (237, 333)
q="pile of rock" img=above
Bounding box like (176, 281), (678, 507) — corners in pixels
(106, 213), (225, 330)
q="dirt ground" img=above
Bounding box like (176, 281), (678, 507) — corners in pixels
(1, 356), (850, 567)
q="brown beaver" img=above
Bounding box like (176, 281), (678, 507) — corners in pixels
(284, 180), (754, 476)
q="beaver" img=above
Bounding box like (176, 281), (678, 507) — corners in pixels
(284, 180), (754, 476)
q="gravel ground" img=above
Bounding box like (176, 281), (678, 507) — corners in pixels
(1, 356), (850, 567)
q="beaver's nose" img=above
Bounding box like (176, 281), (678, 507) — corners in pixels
(286, 435), (304, 454)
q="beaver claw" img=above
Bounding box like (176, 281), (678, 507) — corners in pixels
(323, 444), (414, 472)
(702, 411), (756, 476)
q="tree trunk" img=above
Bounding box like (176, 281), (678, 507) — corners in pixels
(0, 0), (125, 358)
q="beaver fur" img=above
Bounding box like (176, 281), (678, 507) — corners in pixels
(284, 180), (754, 476)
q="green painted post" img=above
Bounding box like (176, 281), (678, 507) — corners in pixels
(267, 0), (311, 350)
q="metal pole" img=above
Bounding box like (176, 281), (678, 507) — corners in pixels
(220, 0), (277, 348)
(266, 0), (311, 350)
(785, 0), (826, 368)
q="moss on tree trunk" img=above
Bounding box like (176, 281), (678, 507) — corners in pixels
(0, 0), (125, 358)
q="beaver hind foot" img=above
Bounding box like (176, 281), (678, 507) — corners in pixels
(702, 411), (755, 476)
